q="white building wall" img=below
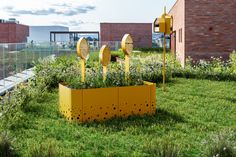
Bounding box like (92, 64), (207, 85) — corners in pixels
(28, 26), (69, 43)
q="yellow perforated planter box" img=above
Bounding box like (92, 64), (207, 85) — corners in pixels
(59, 82), (156, 123)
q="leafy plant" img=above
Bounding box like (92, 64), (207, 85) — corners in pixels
(204, 131), (236, 157)
(66, 63), (144, 89)
(144, 140), (180, 157)
(0, 132), (17, 157)
(229, 50), (236, 74)
(30, 141), (59, 157)
(172, 52), (236, 81)
(34, 55), (80, 91)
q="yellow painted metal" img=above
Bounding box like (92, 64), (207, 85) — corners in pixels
(163, 34), (166, 91)
(82, 87), (119, 122)
(121, 34), (133, 81)
(144, 82), (156, 114)
(99, 45), (111, 81)
(59, 82), (156, 123)
(121, 34), (133, 55)
(153, 6), (173, 91)
(158, 17), (166, 33)
(99, 45), (111, 66)
(59, 83), (72, 121)
(81, 59), (85, 83)
(77, 37), (90, 83)
(70, 88), (83, 122)
(77, 37), (89, 60)
(103, 66), (108, 81)
(153, 6), (173, 35)
(125, 55), (130, 81)
(119, 85), (151, 117)
(164, 15), (172, 35)
(59, 83), (83, 122)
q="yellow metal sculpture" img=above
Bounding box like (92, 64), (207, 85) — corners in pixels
(77, 37), (90, 82)
(99, 45), (111, 81)
(59, 36), (156, 123)
(121, 34), (133, 81)
(153, 7), (173, 91)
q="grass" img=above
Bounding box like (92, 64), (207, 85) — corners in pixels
(2, 78), (236, 156)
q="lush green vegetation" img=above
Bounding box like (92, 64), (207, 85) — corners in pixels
(172, 52), (236, 81)
(1, 50), (236, 157)
(1, 78), (236, 156)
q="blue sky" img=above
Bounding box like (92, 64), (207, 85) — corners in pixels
(0, 0), (176, 31)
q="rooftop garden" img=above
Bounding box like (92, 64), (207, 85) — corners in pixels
(0, 49), (236, 157)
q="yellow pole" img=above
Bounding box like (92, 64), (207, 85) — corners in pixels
(125, 55), (130, 81)
(103, 66), (107, 82)
(163, 34), (166, 91)
(81, 59), (85, 83)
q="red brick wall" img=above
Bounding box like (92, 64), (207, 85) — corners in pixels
(100, 23), (152, 48)
(169, 0), (185, 66)
(0, 23), (29, 43)
(185, 0), (236, 61)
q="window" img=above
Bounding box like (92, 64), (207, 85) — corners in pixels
(179, 28), (182, 43)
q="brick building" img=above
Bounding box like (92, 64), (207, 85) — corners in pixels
(100, 23), (152, 48)
(169, 0), (236, 66)
(0, 23), (29, 43)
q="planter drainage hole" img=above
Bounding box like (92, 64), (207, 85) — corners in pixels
(146, 104), (149, 107)
(139, 109), (141, 112)
(105, 112), (108, 115)
(113, 107), (116, 110)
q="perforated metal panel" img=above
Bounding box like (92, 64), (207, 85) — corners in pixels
(118, 86), (151, 118)
(59, 82), (156, 123)
(70, 89), (83, 122)
(59, 83), (72, 121)
(83, 87), (119, 122)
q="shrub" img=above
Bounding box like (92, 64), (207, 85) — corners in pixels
(65, 63), (144, 89)
(204, 131), (236, 157)
(229, 50), (236, 74)
(144, 140), (180, 157)
(30, 142), (59, 157)
(133, 53), (172, 83)
(34, 53), (171, 90)
(0, 132), (16, 157)
(34, 55), (80, 91)
(134, 47), (164, 53)
(172, 52), (236, 81)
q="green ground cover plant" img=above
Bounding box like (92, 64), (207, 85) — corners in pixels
(172, 51), (236, 81)
(0, 50), (236, 156)
(0, 78), (235, 157)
